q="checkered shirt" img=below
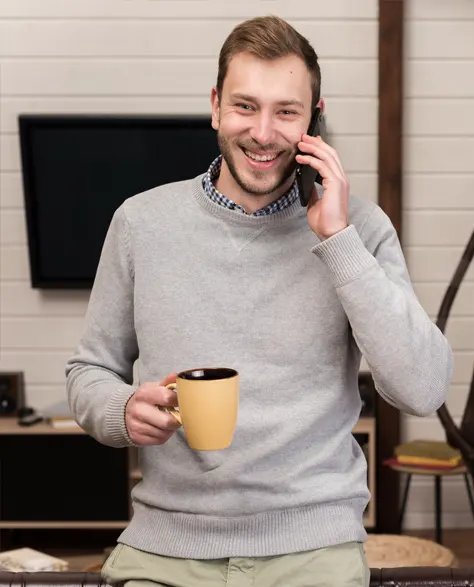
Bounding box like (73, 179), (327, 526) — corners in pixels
(202, 155), (298, 217)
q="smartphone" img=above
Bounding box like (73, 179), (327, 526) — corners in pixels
(296, 107), (324, 207)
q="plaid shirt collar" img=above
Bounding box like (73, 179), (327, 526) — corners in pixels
(202, 155), (298, 217)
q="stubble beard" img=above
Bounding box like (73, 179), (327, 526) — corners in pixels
(217, 130), (297, 197)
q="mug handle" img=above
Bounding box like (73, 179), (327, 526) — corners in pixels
(159, 382), (182, 425)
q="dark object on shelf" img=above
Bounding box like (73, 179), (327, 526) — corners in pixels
(18, 407), (34, 418)
(0, 394), (16, 415)
(0, 372), (25, 417)
(18, 409), (44, 427)
(358, 372), (376, 417)
(386, 230), (474, 546)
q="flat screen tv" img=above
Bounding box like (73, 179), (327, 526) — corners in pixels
(18, 114), (220, 289)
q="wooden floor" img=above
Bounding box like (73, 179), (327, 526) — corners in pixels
(406, 529), (474, 568)
(55, 529), (474, 571)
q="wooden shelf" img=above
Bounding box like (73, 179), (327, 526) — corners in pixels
(0, 415), (377, 530)
(1, 417), (374, 436)
(0, 521), (128, 529)
(353, 417), (375, 435)
(130, 468), (141, 480)
(0, 417), (374, 435)
(0, 418), (84, 435)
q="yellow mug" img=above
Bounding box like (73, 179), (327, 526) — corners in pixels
(162, 367), (239, 451)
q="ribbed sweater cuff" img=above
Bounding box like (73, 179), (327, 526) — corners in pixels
(311, 225), (378, 287)
(105, 384), (137, 447)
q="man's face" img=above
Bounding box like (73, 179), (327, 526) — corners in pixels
(211, 52), (314, 198)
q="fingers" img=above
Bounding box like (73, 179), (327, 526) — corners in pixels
(316, 137), (345, 176)
(138, 380), (179, 408)
(135, 400), (181, 431)
(127, 418), (176, 446)
(125, 374), (181, 446)
(131, 420), (172, 438)
(126, 396), (181, 446)
(295, 153), (332, 183)
(159, 372), (177, 387)
(302, 134), (344, 172)
(297, 137), (345, 182)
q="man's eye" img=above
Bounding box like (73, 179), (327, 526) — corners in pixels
(236, 103), (253, 111)
(280, 110), (297, 116)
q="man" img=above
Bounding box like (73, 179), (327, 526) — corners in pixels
(66, 15), (453, 587)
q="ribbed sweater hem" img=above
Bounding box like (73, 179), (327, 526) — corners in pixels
(117, 499), (368, 559)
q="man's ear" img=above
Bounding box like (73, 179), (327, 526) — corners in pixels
(317, 97), (326, 115)
(210, 86), (220, 131)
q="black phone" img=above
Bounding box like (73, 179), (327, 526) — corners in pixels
(296, 107), (323, 207)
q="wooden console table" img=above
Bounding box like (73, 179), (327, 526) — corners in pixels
(0, 416), (376, 532)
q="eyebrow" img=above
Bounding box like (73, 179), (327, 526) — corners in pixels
(230, 93), (305, 110)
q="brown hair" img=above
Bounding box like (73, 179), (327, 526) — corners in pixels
(216, 15), (321, 110)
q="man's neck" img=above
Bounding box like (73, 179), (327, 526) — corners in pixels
(214, 160), (295, 215)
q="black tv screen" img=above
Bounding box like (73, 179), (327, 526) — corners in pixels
(19, 114), (220, 289)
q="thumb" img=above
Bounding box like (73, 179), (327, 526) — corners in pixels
(159, 372), (178, 387)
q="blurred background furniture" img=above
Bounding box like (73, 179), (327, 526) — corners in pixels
(364, 534), (457, 568)
(435, 231), (474, 484)
(392, 461), (474, 544)
(386, 230), (474, 544)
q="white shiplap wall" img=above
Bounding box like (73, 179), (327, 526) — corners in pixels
(0, 0), (472, 530)
(0, 0), (378, 406)
(401, 0), (474, 529)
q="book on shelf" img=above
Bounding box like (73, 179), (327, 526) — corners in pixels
(384, 457), (461, 470)
(0, 548), (68, 572)
(49, 417), (81, 429)
(42, 400), (81, 429)
(391, 440), (463, 468)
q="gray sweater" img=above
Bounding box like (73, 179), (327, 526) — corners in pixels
(66, 175), (453, 559)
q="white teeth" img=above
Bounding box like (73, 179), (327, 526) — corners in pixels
(244, 149), (278, 162)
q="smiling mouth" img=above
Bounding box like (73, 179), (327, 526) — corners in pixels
(242, 148), (281, 163)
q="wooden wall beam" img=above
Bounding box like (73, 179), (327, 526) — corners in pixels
(375, 0), (404, 534)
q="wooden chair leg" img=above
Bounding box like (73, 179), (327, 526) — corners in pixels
(464, 473), (474, 521)
(399, 473), (412, 531)
(435, 475), (443, 544)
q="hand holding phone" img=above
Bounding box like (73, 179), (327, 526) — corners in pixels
(296, 107), (324, 207)
(296, 112), (350, 240)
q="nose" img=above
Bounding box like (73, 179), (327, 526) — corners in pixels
(248, 112), (276, 147)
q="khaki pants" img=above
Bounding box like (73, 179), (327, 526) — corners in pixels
(102, 541), (370, 587)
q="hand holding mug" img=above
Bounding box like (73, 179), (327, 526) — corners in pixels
(125, 372), (181, 446)
(162, 368), (239, 451)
